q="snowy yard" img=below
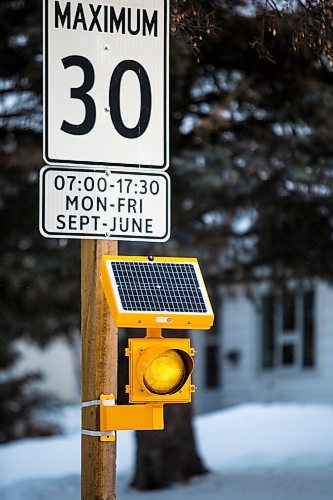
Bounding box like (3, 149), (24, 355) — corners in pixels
(0, 404), (333, 499)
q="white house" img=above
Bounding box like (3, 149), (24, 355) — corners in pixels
(11, 336), (81, 403)
(11, 281), (333, 414)
(192, 280), (333, 414)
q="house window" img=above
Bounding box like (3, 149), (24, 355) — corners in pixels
(261, 290), (315, 370)
(205, 345), (220, 388)
(204, 292), (221, 389)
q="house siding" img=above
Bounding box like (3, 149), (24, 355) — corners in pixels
(10, 338), (80, 403)
(221, 282), (333, 407)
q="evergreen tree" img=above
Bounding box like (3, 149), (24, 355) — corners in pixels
(0, 0), (80, 442)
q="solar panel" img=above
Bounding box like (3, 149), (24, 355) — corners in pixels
(111, 261), (207, 313)
(100, 256), (214, 330)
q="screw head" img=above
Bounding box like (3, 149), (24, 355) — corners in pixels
(103, 44), (110, 51)
(105, 232), (110, 237)
(104, 106), (110, 112)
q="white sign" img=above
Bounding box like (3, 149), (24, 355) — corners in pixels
(44, 0), (169, 169)
(39, 166), (170, 241)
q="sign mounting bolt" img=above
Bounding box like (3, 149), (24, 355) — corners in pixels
(104, 106), (110, 113)
(105, 232), (111, 237)
(103, 44), (110, 51)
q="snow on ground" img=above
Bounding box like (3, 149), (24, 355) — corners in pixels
(0, 404), (333, 499)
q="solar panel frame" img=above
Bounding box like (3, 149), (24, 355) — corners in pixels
(100, 256), (214, 329)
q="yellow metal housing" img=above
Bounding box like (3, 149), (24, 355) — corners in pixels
(126, 337), (196, 404)
(100, 395), (164, 438)
(100, 255), (214, 330)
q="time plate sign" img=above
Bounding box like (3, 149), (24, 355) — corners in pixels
(39, 166), (170, 241)
(44, 0), (169, 169)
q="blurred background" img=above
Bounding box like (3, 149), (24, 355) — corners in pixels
(1, 1), (333, 498)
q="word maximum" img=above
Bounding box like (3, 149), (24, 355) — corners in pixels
(54, 1), (159, 36)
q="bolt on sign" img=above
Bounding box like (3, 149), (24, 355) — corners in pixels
(44, 0), (169, 169)
(39, 166), (170, 241)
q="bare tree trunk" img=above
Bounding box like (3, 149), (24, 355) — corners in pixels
(131, 403), (207, 490)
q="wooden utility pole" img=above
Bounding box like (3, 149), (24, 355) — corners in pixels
(81, 239), (118, 500)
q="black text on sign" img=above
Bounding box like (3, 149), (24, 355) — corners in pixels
(39, 167), (171, 241)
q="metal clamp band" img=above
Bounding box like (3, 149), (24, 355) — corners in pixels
(81, 395), (116, 441)
(82, 429), (115, 438)
(81, 399), (101, 408)
(81, 396), (116, 408)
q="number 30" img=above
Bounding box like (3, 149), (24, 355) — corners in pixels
(60, 55), (152, 139)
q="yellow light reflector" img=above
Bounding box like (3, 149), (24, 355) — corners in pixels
(143, 350), (186, 395)
(138, 347), (194, 396)
(127, 338), (196, 403)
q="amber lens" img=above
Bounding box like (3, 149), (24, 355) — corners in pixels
(143, 349), (186, 395)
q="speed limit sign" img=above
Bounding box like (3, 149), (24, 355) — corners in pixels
(44, 0), (169, 169)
